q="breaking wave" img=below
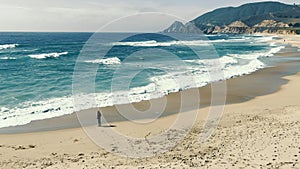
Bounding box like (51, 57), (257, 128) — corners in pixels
(28, 52), (68, 59)
(84, 57), (121, 65)
(0, 44), (18, 50)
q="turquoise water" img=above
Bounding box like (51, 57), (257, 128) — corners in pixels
(0, 33), (284, 128)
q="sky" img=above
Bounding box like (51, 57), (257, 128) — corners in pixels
(0, 0), (297, 32)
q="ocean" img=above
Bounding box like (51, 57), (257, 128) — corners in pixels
(0, 32), (285, 128)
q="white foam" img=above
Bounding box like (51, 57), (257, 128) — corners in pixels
(266, 46), (285, 56)
(0, 107), (9, 112)
(256, 36), (277, 42)
(269, 42), (277, 47)
(223, 59), (265, 78)
(190, 56), (238, 66)
(28, 52), (68, 59)
(84, 57), (121, 65)
(112, 40), (217, 47)
(111, 37), (261, 47)
(205, 34), (223, 37)
(128, 83), (156, 95)
(23, 49), (38, 52)
(0, 44), (18, 50)
(0, 57), (16, 60)
(0, 84), (160, 128)
(229, 45), (285, 59)
(112, 35), (273, 48)
(0, 96), (75, 128)
(149, 56), (265, 95)
(149, 76), (182, 94)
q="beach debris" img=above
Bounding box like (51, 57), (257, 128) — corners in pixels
(78, 153), (84, 156)
(41, 159), (53, 167)
(12, 145), (26, 150)
(28, 145), (36, 149)
(42, 108), (54, 113)
(8, 144), (36, 150)
(144, 132), (151, 140)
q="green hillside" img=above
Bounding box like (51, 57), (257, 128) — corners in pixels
(191, 1), (300, 28)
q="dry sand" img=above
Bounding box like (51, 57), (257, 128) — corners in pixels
(277, 35), (300, 48)
(0, 35), (300, 169)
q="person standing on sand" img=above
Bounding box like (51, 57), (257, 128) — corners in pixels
(97, 110), (102, 127)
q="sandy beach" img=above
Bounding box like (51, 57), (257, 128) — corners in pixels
(1, 35), (300, 169)
(279, 35), (300, 48)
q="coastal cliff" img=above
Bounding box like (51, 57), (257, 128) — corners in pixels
(163, 2), (300, 34)
(209, 20), (296, 34)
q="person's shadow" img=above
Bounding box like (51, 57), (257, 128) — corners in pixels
(100, 124), (117, 128)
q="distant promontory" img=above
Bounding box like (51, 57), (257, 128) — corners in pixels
(163, 2), (300, 34)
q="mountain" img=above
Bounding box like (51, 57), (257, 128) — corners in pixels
(163, 21), (202, 33)
(163, 1), (300, 34)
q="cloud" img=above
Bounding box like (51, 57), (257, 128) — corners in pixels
(139, 7), (159, 13)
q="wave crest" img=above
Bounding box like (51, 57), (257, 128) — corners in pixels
(0, 44), (18, 50)
(84, 57), (121, 65)
(28, 52), (68, 59)
(112, 40), (214, 47)
(0, 57), (17, 60)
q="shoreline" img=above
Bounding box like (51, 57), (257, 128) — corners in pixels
(1, 61), (298, 134)
(0, 35), (300, 168)
(1, 38), (300, 134)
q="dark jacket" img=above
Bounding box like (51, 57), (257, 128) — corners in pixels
(97, 111), (101, 119)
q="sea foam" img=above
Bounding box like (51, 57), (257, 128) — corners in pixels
(0, 57), (17, 60)
(84, 57), (121, 65)
(111, 38), (259, 47)
(0, 44), (18, 50)
(112, 40), (222, 47)
(28, 52), (68, 59)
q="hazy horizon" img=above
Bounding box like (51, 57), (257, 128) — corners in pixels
(0, 0), (297, 32)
